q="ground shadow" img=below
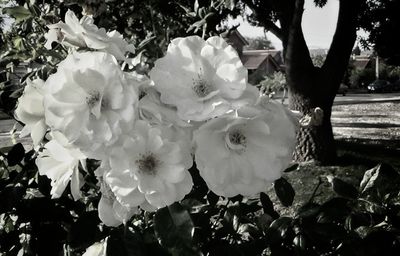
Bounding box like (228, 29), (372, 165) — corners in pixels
(336, 138), (400, 168)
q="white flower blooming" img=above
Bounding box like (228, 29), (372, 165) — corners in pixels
(230, 83), (260, 110)
(95, 163), (138, 226)
(252, 97), (299, 168)
(149, 36), (248, 121)
(14, 78), (47, 146)
(30, 28), (303, 227)
(105, 120), (193, 210)
(45, 10), (135, 61)
(194, 99), (297, 197)
(43, 51), (138, 159)
(138, 88), (196, 159)
(139, 86), (192, 128)
(36, 132), (86, 200)
(98, 184), (138, 227)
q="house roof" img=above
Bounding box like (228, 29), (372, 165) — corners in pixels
(241, 50), (282, 70)
(221, 28), (249, 46)
(242, 49), (281, 58)
(241, 54), (269, 69)
(353, 58), (371, 69)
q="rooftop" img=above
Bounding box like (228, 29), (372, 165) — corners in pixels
(241, 50), (281, 70)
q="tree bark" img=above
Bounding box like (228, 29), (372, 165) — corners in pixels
(289, 80), (337, 164)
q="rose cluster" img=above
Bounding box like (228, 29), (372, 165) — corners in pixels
(14, 10), (298, 227)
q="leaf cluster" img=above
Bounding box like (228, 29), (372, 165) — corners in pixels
(2, 140), (400, 255)
(0, 0), (68, 116)
(358, 0), (400, 66)
(258, 71), (286, 94)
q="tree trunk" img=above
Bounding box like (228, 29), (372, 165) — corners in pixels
(289, 85), (336, 164)
(282, 0), (338, 163)
(283, 0), (362, 164)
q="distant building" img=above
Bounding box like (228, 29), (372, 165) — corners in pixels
(241, 50), (283, 84)
(308, 48), (328, 57)
(222, 29), (284, 85)
(352, 56), (373, 70)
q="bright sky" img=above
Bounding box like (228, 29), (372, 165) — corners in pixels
(234, 0), (340, 50)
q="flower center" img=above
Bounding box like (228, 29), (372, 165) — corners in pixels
(86, 91), (109, 114)
(135, 152), (160, 175)
(225, 128), (247, 152)
(229, 130), (246, 146)
(86, 91), (101, 108)
(193, 78), (212, 98)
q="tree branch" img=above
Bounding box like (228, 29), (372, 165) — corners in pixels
(285, 0), (314, 90)
(263, 19), (283, 40)
(241, 0), (284, 40)
(322, 0), (362, 93)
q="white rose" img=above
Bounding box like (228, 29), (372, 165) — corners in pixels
(139, 86), (192, 128)
(149, 36), (248, 121)
(36, 132), (86, 200)
(45, 10), (135, 61)
(194, 100), (297, 197)
(95, 162), (138, 227)
(105, 120), (193, 210)
(14, 78), (47, 146)
(43, 51), (138, 159)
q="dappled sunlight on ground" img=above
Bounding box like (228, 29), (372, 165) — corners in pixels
(332, 102), (400, 150)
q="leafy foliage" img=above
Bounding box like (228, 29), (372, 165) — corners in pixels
(349, 62), (400, 88)
(154, 203), (199, 255)
(258, 71), (286, 95)
(274, 178), (295, 207)
(359, 0), (400, 66)
(311, 54), (326, 68)
(349, 68), (376, 88)
(244, 36), (274, 50)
